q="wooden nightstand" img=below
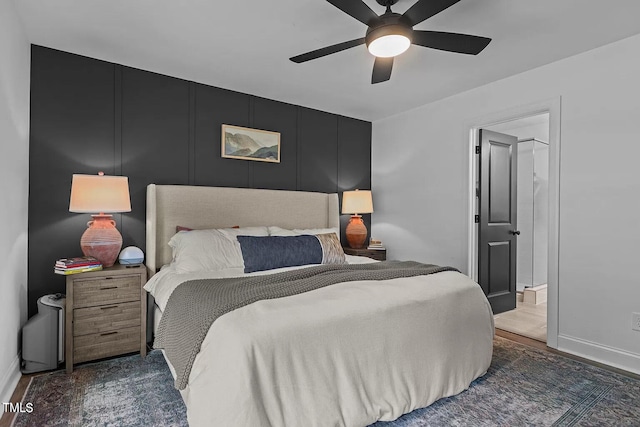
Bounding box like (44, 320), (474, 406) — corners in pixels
(65, 264), (147, 373)
(343, 247), (387, 261)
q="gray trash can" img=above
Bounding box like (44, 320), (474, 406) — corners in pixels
(21, 294), (66, 373)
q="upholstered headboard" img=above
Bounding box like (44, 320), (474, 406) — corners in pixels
(145, 184), (340, 276)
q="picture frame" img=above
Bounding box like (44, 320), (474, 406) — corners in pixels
(221, 124), (281, 163)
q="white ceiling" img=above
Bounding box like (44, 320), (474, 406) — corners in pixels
(13, 0), (640, 121)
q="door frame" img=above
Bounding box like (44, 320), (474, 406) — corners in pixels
(466, 97), (561, 348)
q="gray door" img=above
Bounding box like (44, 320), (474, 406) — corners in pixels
(478, 129), (518, 314)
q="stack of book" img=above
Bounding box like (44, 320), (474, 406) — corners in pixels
(368, 238), (385, 250)
(54, 256), (102, 275)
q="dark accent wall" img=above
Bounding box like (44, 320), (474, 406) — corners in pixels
(28, 46), (372, 316)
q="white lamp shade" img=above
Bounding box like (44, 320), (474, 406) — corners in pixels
(69, 174), (131, 213)
(368, 34), (411, 58)
(342, 190), (373, 215)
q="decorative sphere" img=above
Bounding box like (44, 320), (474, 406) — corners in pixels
(118, 246), (144, 265)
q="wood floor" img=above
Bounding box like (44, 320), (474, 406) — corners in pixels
(0, 371), (34, 427)
(494, 299), (547, 342)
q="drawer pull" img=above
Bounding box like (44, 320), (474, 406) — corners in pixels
(100, 286), (118, 290)
(100, 331), (118, 336)
(100, 305), (119, 310)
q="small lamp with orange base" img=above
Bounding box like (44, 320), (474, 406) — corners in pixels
(341, 189), (373, 249)
(69, 172), (131, 267)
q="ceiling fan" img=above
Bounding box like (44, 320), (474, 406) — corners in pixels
(290, 0), (491, 84)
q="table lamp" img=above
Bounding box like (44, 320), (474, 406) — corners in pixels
(69, 172), (131, 267)
(341, 189), (373, 249)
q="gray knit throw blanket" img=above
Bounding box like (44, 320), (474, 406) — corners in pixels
(154, 260), (458, 390)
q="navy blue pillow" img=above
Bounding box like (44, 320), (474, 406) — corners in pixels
(237, 235), (323, 273)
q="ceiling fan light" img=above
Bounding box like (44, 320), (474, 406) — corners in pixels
(368, 34), (410, 57)
(366, 22), (413, 58)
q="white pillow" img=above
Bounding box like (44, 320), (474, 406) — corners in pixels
(219, 227), (269, 240)
(267, 226), (298, 236)
(168, 226), (269, 273)
(268, 226), (340, 241)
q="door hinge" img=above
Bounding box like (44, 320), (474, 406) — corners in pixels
(475, 146), (481, 154)
(474, 215), (479, 223)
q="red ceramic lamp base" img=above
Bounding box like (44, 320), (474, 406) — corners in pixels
(80, 214), (123, 268)
(345, 215), (368, 249)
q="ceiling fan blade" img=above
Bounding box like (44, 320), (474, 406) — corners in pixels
(371, 57), (393, 84)
(403, 0), (461, 26)
(326, 0), (380, 26)
(412, 31), (491, 55)
(290, 38), (366, 63)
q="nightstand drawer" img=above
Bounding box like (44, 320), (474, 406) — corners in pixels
(65, 264), (147, 373)
(73, 326), (141, 363)
(73, 301), (141, 336)
(73, 275), (140, 308)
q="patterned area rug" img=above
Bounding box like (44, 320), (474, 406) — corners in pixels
(12, 351), (186, 427)
(12, 337), (640, 426)
(374, 337), (640, 426)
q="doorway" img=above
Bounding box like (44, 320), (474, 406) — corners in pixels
(485, 115), (549, 342)
(467, 97), (561, 348)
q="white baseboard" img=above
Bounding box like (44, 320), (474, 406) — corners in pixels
(557, 334), (640, 376)
(0, 354), (21, 404)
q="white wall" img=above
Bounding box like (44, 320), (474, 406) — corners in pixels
(531, 141), (549, 288)
(0, 0), (30, 404)
(515, 140), (536, 289)
(372, 33), (640, 374)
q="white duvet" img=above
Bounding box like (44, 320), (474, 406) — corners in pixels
(145, 257), (494, 427)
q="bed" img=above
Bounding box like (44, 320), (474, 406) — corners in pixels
(144, 184), (494, 426)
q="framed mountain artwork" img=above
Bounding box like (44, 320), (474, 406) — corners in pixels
(221, 124), (281, 163)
